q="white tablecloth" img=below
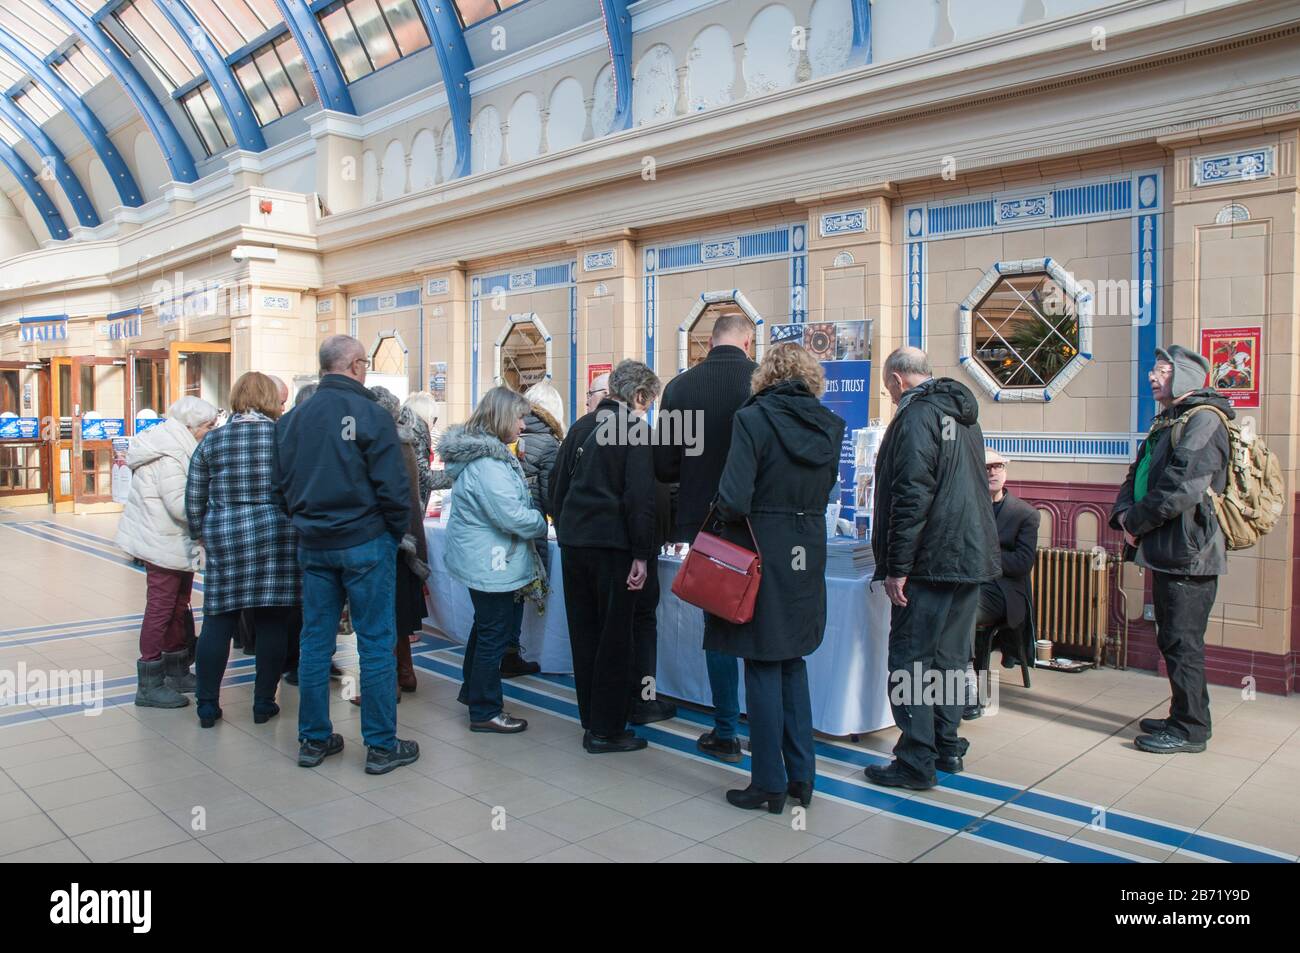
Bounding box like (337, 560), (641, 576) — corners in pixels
(424, 521), (893, 736)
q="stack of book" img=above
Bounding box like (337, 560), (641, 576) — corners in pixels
(825, 538), (874, 579)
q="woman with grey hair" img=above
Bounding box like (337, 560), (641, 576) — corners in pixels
(116, 395), (219, 708)
(441, 386), (548, 733)
(549, 359), (660, 753)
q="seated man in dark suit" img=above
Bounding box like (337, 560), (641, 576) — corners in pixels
(965, 450), (1040, 719)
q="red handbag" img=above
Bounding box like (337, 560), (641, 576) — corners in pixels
(670, 507), (762, 624)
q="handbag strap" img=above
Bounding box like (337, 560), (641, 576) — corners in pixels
(696, 503), (761, 565)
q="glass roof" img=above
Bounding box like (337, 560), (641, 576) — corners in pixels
(0, 115), (22, 149)
(185, 0), (283, 57)
(453, 0), (528, 29)
(0, 1), (74, 60)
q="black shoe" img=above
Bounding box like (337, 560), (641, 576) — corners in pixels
(697, 730), (742, 764)
(936, 754), (964, 774)
(1135, 730), (1206, 754)
(283, 670), (299, 686)
(196, 701), (222, 729)
(253, 701), (280, 724)
(584, 731), (648, 754)
(629, 699), (678, 725)
(365, 738), (421, 774)
(864, 762), (936, 790)
(726, 786), (787, 813)
(962, 704), (984, 721)
(298, 733), (344, 767)
(787, 779), (813, 807)
(500, 651), (541, 678)
(469, 713), (527, 733)
(1139, 718), (1210, 740)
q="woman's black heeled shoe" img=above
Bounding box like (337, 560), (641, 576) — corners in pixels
(787, 780), (813, 807)
(197, 703), (222, 729)
(726, 786), (787, 813)
(253, 701), (280, 724)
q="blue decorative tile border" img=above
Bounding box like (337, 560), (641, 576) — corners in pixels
(790, 223), (807, 323)
(649, 224), (793, 275)
(583, 249), (616, 271)
(984, 432), (1135, 463)
(819, 208), (866, 237)
(1193, 147), (1274, 187)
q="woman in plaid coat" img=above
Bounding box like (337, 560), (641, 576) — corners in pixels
(187, 372), (301, 728)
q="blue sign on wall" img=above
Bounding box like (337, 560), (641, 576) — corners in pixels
(819, 360), (871, 521)
(134, 417), (165, 434)
(0, 417), (40, 440)
(81, 418), (126, 440)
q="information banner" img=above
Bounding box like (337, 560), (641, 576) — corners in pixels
(81, 418), (126, 441)
(134, 417), (165, 434)
(0, 417), (40, 440)
(820, 361), (872, 521)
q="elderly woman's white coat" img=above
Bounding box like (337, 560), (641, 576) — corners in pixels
(115, 417), (203, 571)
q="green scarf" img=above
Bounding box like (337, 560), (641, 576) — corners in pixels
(1133, 436), (1154, 502)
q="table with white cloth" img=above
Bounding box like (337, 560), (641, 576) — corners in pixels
(423, 521), (894, 736)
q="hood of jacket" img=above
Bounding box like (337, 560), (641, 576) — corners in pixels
(751, 379), (841, 467)
(438, 425), (519, 479)
(524, 405), (564, 440)
(905, 377), (980, 426)
(126, 417), (196, 472)
(1158, 388), (1236, 423)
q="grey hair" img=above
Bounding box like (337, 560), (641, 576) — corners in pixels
(293, 382), (318, 407)
(369, 385), (401, 420)
(524, 379), (565, 433)
(167, 395), (219, 430)
(883, 346), (932, 380)
(466, 385), (532, 443)
(402, 391), (439, 431)
(711, 312), (753, 343)
(320, 334), (363, 373)
(609, 359), (661, 407)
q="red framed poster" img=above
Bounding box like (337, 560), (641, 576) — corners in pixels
(1201, 326), (1261, 408)
(587, 362), (612, 388)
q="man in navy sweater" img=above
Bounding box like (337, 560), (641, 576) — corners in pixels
(654, 313), (757, 763)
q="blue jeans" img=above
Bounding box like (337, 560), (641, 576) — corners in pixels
(705, 648), (740, 740)
(297, 534), (398, 750)
(460, 589), (523, 723)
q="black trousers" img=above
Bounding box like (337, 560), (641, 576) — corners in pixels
(976, 582), (1006, 628)
(887, 580), (977, 779)
(561, 546), (637, 736)
(631, 555), (660, 703)
(745, 658), (814, 792)
(196, 606), (292, 707)
(1152, 571), (1216, 743)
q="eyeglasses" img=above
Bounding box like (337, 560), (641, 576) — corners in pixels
(586, 387), (607, 398)
(353, 358), (370, 368)
(986, 463), (1006, 473)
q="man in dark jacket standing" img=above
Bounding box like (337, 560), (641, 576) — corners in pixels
(273, 334), (419, 776)
(868, 347), (999, 790)
(1110, 345), (1231, 754)
(653, 313), (757, 763)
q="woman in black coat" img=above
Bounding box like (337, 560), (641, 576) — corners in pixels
(707, 343), (844, 812)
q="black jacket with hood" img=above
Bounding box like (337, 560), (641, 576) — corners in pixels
(871, 377), (1000, 585)
(703, 379), (845, 661)
(1109, 389), (1232, 576)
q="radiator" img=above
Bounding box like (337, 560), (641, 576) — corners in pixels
(1031, 547), (1110, 665)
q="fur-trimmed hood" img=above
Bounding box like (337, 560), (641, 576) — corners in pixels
(438, 425), (522, 480)
(524, 405), (564, 440)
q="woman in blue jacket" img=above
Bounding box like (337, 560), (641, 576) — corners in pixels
(440, 387), (548, 733)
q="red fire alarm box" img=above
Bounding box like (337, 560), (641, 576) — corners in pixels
(259, 199), (273, 214)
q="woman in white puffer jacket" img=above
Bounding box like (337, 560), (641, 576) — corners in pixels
(115, 396), (218, 709)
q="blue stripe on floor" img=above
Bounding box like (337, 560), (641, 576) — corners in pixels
(0, 613), (148, 638)
(432, 647), (1292, 864)
(410, 650), (1131, 863)
(3, 523), (204, 592)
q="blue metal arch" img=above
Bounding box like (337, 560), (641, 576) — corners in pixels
(44, 0), (198, 185)
(598, 0), (632, 132)
(850, 0), (871, 65)
(274, 0), (354, 114)
(0, 140), (70, 240)
(0, 25), (144, 207)
(412, 1), (473, 179)
(0, 94), (99, 227)
(152, 0), (266, 152)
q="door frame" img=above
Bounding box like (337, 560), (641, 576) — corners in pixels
(168, 341), (231, 406)
(0, 360), (50, 501)
(70, 355), (129, 506)
(129, 348), (169, 433)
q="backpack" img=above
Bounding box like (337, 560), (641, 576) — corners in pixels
(1170, 405), (1284, 550)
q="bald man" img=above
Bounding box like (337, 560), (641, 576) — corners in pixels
(585, 373), (610, 415)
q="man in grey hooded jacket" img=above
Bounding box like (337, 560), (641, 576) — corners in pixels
(1111, 345), (1231, 754)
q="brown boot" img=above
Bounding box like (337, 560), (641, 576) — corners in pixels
(396, 634), (417, 693)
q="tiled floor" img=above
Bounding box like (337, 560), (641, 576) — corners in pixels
(2, 509), (1299, 863)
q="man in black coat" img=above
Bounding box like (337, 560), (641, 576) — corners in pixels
(273, 335), (419, 776)
(653, 313), (757, 763)
(1110, 345), (1231, 754)
(964, 449), (1040, 719)
(868, 347), (999, 790)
